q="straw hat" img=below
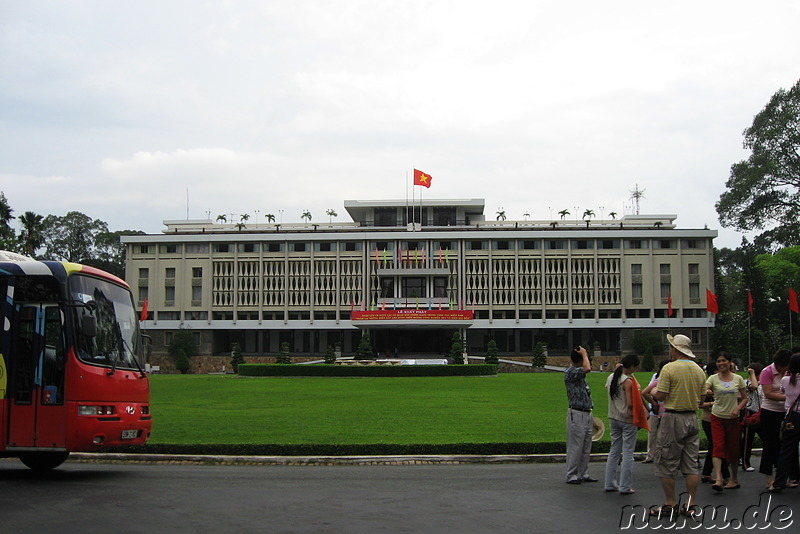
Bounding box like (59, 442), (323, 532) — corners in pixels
(667, 334), (696, 359)
(592, 417), (605, 442)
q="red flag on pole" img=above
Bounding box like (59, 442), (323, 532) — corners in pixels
(667, 293), (673, 317)
(747, 290), (754, 317)
(706, 289), (719, 314)
(790, 287), (800, 314)
(413, 169), (432, 188)
(140, 299), (148, 322)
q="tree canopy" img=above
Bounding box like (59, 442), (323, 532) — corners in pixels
(716, 78), (800, 249)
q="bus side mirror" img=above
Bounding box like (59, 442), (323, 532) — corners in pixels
(81, 315), (97, 337)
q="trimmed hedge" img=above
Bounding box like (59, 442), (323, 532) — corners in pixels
(237, 364), (498, 377)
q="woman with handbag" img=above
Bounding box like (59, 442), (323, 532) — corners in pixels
(770, 353), (800, 492)
(740, 363), (764, 472)
(705, 352), (748, 490)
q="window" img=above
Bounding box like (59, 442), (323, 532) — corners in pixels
(493, 241), (514, 250)
(160, 244), (179, 254)
(467, 241), (487, 250)
(165, 286), (175, 303)
(138, 286), (148, 303)
(292, 243), (306, 252)
(315, 242), (336, 252)
(545, 240), (567, 250)
(521, 240), (540, 250)
(137, 245), (152, 254)
(688, 264), (699, 275)
(213, 243), (231, 253)
(265, 243), (283, 253)
(343, 242), (361, 251)
(435, 241), (456, 251)
(599, 240), (619, 249)
(139, 268), (149, 278)
(654, 240), (676, 249)
(625, 240), (645, 249)
(572, 240), (593, 250)
(401, 277), (425, 298)
(191, 285), (202, 302)
(691, 330), (701, 344)
(165, 267), (176, 278)
(683, 239), (705, 249)
(237, 243), (259, 253)
(631, 264), (643, 303)
(380, 278), (395, 298)
(185, 311), (208, 320)
(186, 243), (209, 254)
(374, 208), (398, 227)
(689, 282), (700, 299)
(433, 277), (448, 298)
(192, 267), (203, 278)
(660, 282), (671, 300)
(659, 264), (670, 275)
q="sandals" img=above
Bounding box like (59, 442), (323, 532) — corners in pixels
(680, 504), (701, 521)
(648, 505), (677, 520)
(711, 484), (724, 492)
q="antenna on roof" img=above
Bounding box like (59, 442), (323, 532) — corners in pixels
(629, 184), (646, 215)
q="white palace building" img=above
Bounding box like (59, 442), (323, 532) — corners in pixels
(122, 198), (717, 366)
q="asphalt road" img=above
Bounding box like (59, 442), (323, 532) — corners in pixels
(1, 457), (797, 533)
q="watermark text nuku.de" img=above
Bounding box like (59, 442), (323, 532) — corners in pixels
(619, 493), (793, 530)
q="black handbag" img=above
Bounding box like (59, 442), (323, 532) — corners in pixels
(779, 394), (800, 440)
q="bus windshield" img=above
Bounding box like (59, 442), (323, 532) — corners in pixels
(70, 274), (141, 371)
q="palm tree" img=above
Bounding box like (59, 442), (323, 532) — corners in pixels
(265, 213), (275, 223)
(326, 209), (338, 223)
(301, 210), (312, 223)
(240, 213), (250, 223)
(523, 212), (530, 221)
(582, 209), (595, 220)
(609, 211), (618, 220)
(654, 221), (663, 228)
(19, 211), (44, 256)
(558, 209), (570, 220)
(0, 192), (14, 238)
(216, 214), (227, 224)
(496, 208), (506, 221)
(550, 221), (558, 228)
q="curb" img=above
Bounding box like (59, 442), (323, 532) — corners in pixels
(67, 452), (637, 466)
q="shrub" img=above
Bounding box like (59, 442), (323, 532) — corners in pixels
(276, 341), (292, 364)
(230, 342), (245, 373)
(169, 326), (197, 374)
(532, 342), (547, 368)
(324, 344), (336, 364)
(450, 331), (465, 364)
(175, 349), (191, 374)
(485, 339), (499, 365)
(356, 331), (373, 359)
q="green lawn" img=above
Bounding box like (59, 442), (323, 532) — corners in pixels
(148, 372), (635, 446)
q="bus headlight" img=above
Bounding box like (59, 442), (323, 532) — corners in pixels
(78, 405), (116, 416)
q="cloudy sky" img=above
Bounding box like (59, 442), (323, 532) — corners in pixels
(2, 1), (799, 249)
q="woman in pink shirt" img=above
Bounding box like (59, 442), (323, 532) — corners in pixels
(771, 353), (800, 492)
(759, 349), (792, 490)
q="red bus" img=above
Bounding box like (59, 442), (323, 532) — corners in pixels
(0, 251), (151, 470)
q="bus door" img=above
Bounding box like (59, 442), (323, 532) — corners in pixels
(6, 303), (66, 449)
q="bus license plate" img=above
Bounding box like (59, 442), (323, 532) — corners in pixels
(121, 429), (139, 440)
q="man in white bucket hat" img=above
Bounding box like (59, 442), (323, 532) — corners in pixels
(649, 334), (706, 519)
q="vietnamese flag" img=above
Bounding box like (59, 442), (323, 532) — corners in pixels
(790, 287), (799, 314)
(413, 169), (432, 188)
(747, 290), (754, 317)
(706, 289), (719, 314)
(139, 299), (148, 322)
(667, 293), (673, 317)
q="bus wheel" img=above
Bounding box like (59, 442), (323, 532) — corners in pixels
(18, 451), (70, 471)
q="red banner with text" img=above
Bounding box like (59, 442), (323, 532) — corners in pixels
(351, 309), (473, 321)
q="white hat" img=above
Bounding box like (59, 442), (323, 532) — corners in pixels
(667, 334), (696, 359)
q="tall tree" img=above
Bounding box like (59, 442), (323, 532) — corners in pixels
(716, 78), (800, 249)
(0, 191), (17, 250)
(91, 229), (145, 278)
(19, 211), (45, 256)
(41, 211), (109, 263)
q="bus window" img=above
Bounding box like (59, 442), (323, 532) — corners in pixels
(70, 274), (141, 371)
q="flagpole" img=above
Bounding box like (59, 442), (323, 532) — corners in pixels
(405, 170), (409, 228)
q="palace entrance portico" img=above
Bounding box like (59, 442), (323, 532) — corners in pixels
(351, 310), (474, 358)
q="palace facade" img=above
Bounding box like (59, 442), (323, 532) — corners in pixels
(122, 199), (716, 367)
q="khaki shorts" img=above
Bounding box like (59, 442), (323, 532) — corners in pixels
(653, 412), (700, 478)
